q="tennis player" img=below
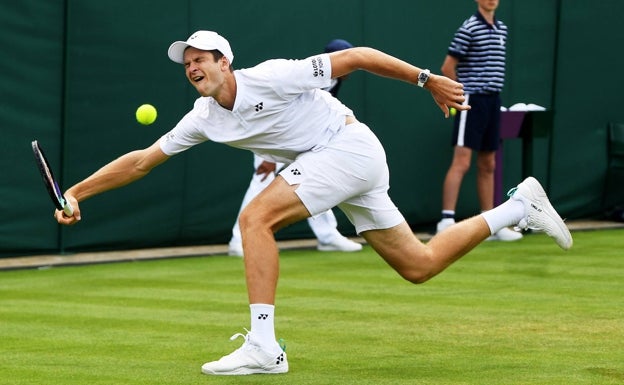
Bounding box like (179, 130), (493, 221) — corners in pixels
(54, 30), (572, 375)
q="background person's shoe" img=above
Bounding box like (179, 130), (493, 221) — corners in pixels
(486, 227), (523, 241)
(436, 218), (455, 234)
(227, 241), (244, 257)
(317, 236), (363, 252)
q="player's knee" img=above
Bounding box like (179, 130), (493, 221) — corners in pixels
(239, 207), (269, 233)
(240, 204), (284, 236)
(400, 269), (435, 284)
(397, 249), (436, 284)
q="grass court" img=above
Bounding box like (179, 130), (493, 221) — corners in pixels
(1, 229), (623, 384)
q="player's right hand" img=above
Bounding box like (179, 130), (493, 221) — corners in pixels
(256, 161), (277, 182)
(55, 195), (81, 225)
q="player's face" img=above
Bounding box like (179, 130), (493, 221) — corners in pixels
(183, 48), (227, 97)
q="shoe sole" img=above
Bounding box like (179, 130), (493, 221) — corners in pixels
(202, 366), (288, 375)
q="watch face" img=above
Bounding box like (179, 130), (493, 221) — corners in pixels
(418, 71), (429, 85)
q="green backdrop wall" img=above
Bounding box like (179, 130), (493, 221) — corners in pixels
(1, 0), (622, 256)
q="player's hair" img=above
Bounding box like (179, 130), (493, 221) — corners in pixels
(210, 49), (224, 61)
(210, 50), (233, 71)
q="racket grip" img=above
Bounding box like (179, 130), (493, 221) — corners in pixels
(63, 201), (74, 217)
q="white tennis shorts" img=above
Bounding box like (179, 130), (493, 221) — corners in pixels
(280, 121), (404, 234)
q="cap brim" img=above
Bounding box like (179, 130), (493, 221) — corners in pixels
(168, 41), (190, 64)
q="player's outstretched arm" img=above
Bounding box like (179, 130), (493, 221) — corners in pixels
(328, 47), (469, 117)
(54, 140), (170, 225)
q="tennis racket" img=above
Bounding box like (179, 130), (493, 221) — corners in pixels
(31, 140), (74, 216)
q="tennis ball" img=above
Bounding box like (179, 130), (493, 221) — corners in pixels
(136, 104), (157, 125)
(449, 107), (457, 117)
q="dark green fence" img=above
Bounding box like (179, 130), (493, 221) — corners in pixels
(1, 0), (622, 256)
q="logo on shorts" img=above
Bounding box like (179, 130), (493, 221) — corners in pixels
(290, 168), (301, 176)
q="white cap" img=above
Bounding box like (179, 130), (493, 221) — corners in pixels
(167, 31), (234, 64)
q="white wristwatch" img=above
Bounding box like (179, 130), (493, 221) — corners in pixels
(417, 69), (430, 87)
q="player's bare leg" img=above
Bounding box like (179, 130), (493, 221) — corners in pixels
(366, 176), (571, 282)
(363, 217), (490, 283)
(201, 176), (307, 376)
(238, 176), (309, 304)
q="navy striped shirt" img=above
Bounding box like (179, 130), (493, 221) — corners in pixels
(448, 12), (507, 94)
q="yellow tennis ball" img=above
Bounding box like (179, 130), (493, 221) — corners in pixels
(136, 104), (157, 125)
(449, 107), (457, 117)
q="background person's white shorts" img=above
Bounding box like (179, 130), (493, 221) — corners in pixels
(280, 122), (405, 234)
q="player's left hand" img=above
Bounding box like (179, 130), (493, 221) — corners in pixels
(426, 74), (470, 118)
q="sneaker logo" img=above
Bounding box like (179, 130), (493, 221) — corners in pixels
(291, 169), (301, 176)
(531, 203), (542, 212)
(254, 102), (264, 112)
(276, 353), (285, 365)
(258, 314), (268, 320)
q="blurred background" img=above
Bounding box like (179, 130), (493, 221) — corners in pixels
(1, 0), (622, 256)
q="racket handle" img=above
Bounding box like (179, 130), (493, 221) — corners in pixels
(63, 201), (74, 217)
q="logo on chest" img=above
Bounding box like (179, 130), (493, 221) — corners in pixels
(254, 102), (264, 112)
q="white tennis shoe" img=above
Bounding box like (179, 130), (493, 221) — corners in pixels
(317, 235), (363, 252)
(509, 177), (573, 250)
(227, 241), (244, 257)
(486, 226), (523, 241)
(201, 331), (288, 375)
(436, 218), (455, 234)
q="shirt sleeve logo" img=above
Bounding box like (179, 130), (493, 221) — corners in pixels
(311, 56), (325, 78)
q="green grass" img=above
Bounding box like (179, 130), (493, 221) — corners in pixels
(1, 229), (623, 384)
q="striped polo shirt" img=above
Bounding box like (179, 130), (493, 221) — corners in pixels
(447, 12), (507, 94)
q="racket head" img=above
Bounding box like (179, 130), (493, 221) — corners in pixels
(31, 140), (74, 216)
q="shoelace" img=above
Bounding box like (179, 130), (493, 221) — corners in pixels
(229, 328), (251, 343)
(228, 329), (287, 353)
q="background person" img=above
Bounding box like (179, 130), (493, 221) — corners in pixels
(436, 0), (521, 241)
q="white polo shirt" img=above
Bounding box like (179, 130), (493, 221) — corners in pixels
(160, 53), (354, 164)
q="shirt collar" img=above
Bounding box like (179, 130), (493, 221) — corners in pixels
(474, 11), (498, 28)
